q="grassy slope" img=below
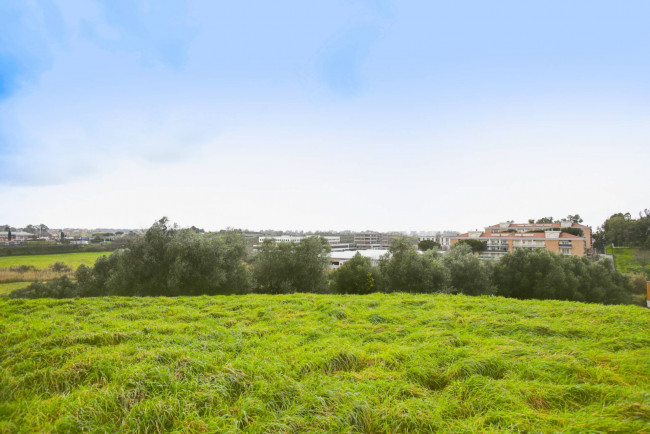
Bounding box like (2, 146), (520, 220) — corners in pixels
(607, 247), (650, 277)
(0, 252), (108, 270)
(1, 294), (648, 432)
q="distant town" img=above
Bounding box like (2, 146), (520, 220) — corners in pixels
(2, 215), (595, 271)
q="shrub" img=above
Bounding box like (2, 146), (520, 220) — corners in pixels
(10, 276), (79, 299)
(492, 249), (632, 304)
(443, 244), (493, 295)
(379, 239), (449, 293)
(49, 262), (72, 273)
(9, 265), (37, 273)
(331, 253), (378, 294)
(12, 218), (253, 298)
(417, 240), (440, 251)
(252, 237), (331, 294)
(455, 239), (487, 253)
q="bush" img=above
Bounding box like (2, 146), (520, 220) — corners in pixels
(492, 249), (632, 304)
(9, 265), (37, 273)
(253, 237), (331, 293)
(561, 227), (584, 237)
(49, 262), (72, 273)
(92, 219), (253, 296)
(12, 218), (253, 298)
(10, 218), (636, 306)
(331, 253), (378, 294)
(455, 239), (487, 253)
(379, 239), (449, 293)
(10, 277), (79, 299)
(443, 244), (493, 295)
(417, 240), (440, 251)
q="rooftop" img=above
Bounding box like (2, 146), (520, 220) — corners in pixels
(453, 232), (584, 240)
(486, 221), (589, 229)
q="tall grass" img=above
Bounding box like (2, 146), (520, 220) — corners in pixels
(1, 293), (648, 432)
(0, 269), (70, 284)
(607, 247), (650, 278)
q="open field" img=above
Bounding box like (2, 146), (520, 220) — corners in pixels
(606, 247), (650, 278)
(0, 282), (30, 296)
(1, 294), (648, 432)
(0, 252), (109, 284)
(0, 252), (108, 270)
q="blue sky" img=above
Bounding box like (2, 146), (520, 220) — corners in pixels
(2, 0), (649, 231)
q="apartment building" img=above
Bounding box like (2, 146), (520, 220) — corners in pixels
(354, 233), (385, 250)
(484, 220), (592, 249)
(258, 235), (340, 244)
(450, 230), (586, 258)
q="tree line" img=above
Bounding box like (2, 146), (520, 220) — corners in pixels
(9, 218), (638, 305)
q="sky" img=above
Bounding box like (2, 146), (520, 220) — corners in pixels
(1, 0), (649, 232)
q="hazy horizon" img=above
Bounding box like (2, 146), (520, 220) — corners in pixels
(2, 1), (649, 232)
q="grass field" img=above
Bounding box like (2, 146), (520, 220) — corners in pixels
(0, 282), (30, 295)
(1, 294), (648, 432)
(0, 252), (108, 271)
(606, 247), (650, 278)
(0, 252), (109, 284)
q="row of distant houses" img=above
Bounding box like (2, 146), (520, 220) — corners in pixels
(0, 232), (34, 242)
(1, 230), (119, 245)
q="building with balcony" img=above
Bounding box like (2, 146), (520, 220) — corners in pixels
(484, 220), (592, 249)
(354, 233), (386, 250)
(450, 230), (586, 258)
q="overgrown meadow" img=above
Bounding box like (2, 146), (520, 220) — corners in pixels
(1, 294), (648, 432)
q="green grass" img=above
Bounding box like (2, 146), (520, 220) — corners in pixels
(0, 252), (108, 271)
(1, 294), (648, 432)
(0, 282), (30, 295)
(606, 247), (650, 278)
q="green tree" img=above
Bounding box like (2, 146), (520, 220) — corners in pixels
(535, 217), (555, 224)
(72, 217), (252, 296)
(330, 253), (377, 294)
(379, 239), (448, 293)
(443, 244), (492, 295)
(456, 239), (487, 253)
(418, 239), (440, 251)
(567, 214), (583, 224)
(601, 210), (650, 247)
(492, 249), (631, 304)
(252, 236), (331, 294)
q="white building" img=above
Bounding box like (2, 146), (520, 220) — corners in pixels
(329, 249), (389, 269)
(259, 235), (340, 244)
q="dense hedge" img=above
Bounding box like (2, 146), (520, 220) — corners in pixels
(8, 220), (636, 305)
